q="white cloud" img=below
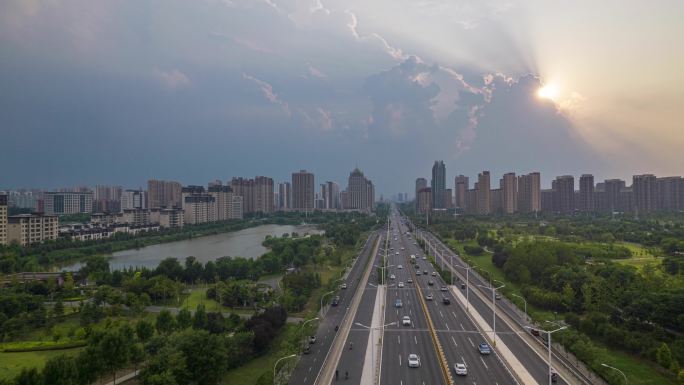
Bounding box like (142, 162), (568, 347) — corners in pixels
(154, 69), (191, 89)
(242, 73), (292, 117)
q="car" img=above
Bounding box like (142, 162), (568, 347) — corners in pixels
(530, 328), (540, 336)
(428, 280), (434, 286)
(309, 335), (316, 344)
(390, 274), (396, 280)
(395, 251), (399, 255)
(408, 354), (421, 368)
(425, 293), (434, 301)
(395, 299), (403, 308)
(550, 368), (558, 382)
(407, 278), (413, 283)
(398, 281), (405, 288)
(442, 296), (451, 305)
(478, 343), (491, 355)
(401, 247), (405, 250)
(461, 283), (466, 290)
(416, 270), (421, 275)
(398, 264), (403, 269)
(422, 256), (427, 260)
(440, 286), (448, 291)
(454, 362), (467, 376)
(402, 316), (411, 326)
(423, 270), (428, 275)
(340, 283), (347, 289)
(303, 345), (312, 354)
(495, 293), (502, 300)
(431, 271), (437, 277)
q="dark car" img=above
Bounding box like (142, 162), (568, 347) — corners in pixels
(442, 297), (451, 305)
(428, 280), (434, 286)
(331, 296), (340, 306)
(461, 283), (466, 290)
(303, 345), (311, 354)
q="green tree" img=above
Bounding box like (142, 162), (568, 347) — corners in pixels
(98, 327), (132, 384)
(656, 343), (673, 369)
(53, 300), (65, 318)
(42, 355), (78, 385)
(15, 368), (41, 385)
(176, 308), (192, 329)
(173, 329), (228, 385)
(156, 309), (176, 335)
(140, 346), (187, 385)
(136, 319), (155, 342)
(193, 304), (208, 330)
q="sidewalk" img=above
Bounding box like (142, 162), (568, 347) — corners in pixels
(360, 284), (385, 385)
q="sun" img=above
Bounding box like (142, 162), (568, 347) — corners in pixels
(537, 84), (559, 101)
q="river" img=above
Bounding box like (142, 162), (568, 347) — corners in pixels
(60, 224), (322, 271)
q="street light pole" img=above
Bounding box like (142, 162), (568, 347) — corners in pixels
(273, 354), (296, 385)
(601, 363), (628, 384)
(541, 322), (568, 385)
(299, 317), (319, 352)
(511, 294), (527, 321)
(478, 280), (505, 346)
(320, 290), (335, 317)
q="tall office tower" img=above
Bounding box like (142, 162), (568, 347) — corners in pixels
(501, 172), (517, 214)
(578, 174), (595, 212)
(415, 178), (428, 207)
(322, 181), (340, 210)
(339, 190), (349, 210)
(0, 194), (7, 246)
(657, 176), (682, 211)
(516, 172), (541, 213)
(7, 214), (58, 246)
(147, 180), (182, 209)
(445, 189), (453, 209)
(94, 185), (122, 212)
(44, 191), (93, 215)
(604, 179), (626, 212)
(121, 189), (147, 211)
(633, 174), (658, 214)
(366, 179), (375, 211)
(476, 171), (491, 214)
(278, 182), (292, 210)
(181, 186), (217, 224)
(347, 168), (374, 211)
(292, 170), (315, 212)
(431, 161), (446, 209)
(552, 175), (575, 213)
(254, 176), (274, 214)
(417, 188), (432, 215)
(208, 185), (233, 221)
(454, 175), (469, 209)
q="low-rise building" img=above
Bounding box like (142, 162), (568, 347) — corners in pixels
(7, 214), (59, 246)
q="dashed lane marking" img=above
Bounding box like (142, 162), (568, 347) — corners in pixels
(451, 336), (458, 347)
(480, 357), (489, 369)
(468, 337), (474, 347)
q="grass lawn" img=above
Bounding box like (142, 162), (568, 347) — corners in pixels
(593, 342), (674, 385)
(0, 348), (83, 381)
(221, 324), (299, 385)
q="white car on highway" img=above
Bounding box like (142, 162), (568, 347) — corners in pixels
(398, 264), (403, 269)
(425, 293), (434, 301)
(454, 362), (467, 376)
(408, 354), (421, 368)
(390, 274), (396, 280)
(402, 316), (411, 326)
(398, 281), (405, 288)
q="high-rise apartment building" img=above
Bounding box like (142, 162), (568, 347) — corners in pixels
(604, 179), (626, 212)
(578, 174), (595, 212)
(657, 176), (682, 211)
(254, 176), (274, 214)
(417, 188), (432, 215)
(7, 214), (58, 246)
(147, 180), (182, 209)
(278, 182), (292, 210)
(366, 179), (375, 211)
(181, 186), (217, 225)
(94, 185), (122, 212)
(415, 178), (427, 207)
(121, 189), (147, 211)
(348, 168), (370, 211)
(501, 172), (517, 214)
(208, 185), (233, 221)
(476, 171), (491, 214)
(0, 194), (7, 246)
(551, 176), (575, 213)
(445, 189), (453, 209)
(322, 181), (340, 210)
(490, 188), (503, 213)
(454, 175), (469, 209)
(541, 189), (554, 212)
(431, 161), (446, 209)
(230, 195), (244, 219)
(292, 170), (315, 212)
(633, 174), (658, 214)
(159, 208), (184, 229)
(516, 172), (541, 213)
(44, 191), (93, 215)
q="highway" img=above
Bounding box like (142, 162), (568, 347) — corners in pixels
(288, 232), (379, 385)
(388, 209), (517, 385)
(413, 221), (573, 385)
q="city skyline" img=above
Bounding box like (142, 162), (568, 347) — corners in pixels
(1, 1), (682, 194)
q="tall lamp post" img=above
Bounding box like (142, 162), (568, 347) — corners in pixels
(299, 317), (319, 352)
(511, 294), (528, 321)
(273, 354), (297, 385)
(601, 363), (628, 384)
(320, 290), (335, 317)
(453, 262), (477, 312)
(355, 321), (397, 384)
(477, 280), (505, 346)
(526, 322), (567, 385)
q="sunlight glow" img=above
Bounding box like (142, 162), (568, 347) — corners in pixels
(537, 84), (559, 101)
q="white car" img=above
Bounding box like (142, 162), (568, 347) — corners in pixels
(390, 274), (396, 280)
(401, 247), (405, 250)
(396, 252), (399, 255)
(422, 256), (427, 260)
(398, 282), (405, 288)
(431, 272), (437, 277)
(425, 293), (434, 301)
(402, 316), (411, 326)
(408, 354), (421, 368)
(454, 363), (467, 376)
(398, 264), (403, 269)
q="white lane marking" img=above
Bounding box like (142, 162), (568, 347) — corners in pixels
(304, 376), (307, 383)
(440, 310), (444, 318)
(452, 311), (458, 319)
(398, 335), (401, 344)
(445, 323), (450, 331)
(308, 366), (312, 372)
(468, 337), (475, 347)
(451, 336), (458, 347)
(399, 354), (402, 366)
(460, 323), (465, 331)
(461, 356), (466, 366)
(480, 357), (489, 369)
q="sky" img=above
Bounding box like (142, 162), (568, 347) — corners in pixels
(1, 0), (682, 195)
